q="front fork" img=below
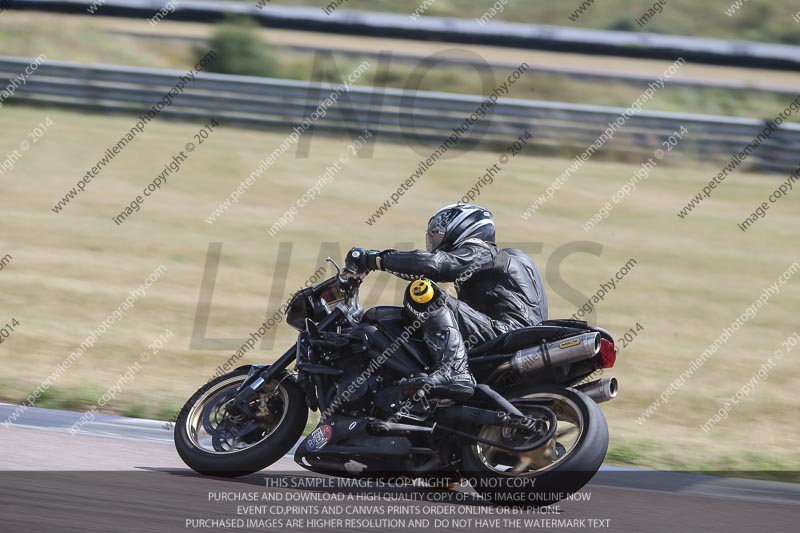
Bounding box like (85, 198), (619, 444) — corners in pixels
(229, 306), (344, 415)
(228, 346), (296, 417)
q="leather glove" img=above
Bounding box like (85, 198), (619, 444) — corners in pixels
(346, 247), (383, 273)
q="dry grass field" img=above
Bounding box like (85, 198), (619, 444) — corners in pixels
(0, 102), (798, 475)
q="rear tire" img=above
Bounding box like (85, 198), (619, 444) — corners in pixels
(174, 366), (307, 477)
(460, 386), (608, 507)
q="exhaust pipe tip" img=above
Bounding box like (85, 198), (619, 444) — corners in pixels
(608, 376), (619, 398)
(576, 377), (618, 404)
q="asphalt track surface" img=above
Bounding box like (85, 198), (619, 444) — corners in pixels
(0, 404), (797, 533)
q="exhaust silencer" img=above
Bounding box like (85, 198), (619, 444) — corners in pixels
(576, 377), (618, 404)
(510, 332), (601, 374)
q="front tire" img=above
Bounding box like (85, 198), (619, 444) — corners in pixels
(460, 386), (608, 507)
(174, 366), (308, 477)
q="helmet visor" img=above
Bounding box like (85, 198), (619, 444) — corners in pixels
(426, 230), (444, 253)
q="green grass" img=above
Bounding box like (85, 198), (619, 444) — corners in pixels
(31, 386), (106, 411)
(607, 441), (800, 482)
(0, 103), (798, 475)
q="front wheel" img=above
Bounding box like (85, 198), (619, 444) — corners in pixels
(174, 366), (308, 477)
(460, 386), (608, 507)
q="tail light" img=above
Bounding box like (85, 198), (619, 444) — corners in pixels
(595, 338), (617, 369)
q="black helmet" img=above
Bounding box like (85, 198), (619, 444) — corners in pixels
(426, 203), (495, 253)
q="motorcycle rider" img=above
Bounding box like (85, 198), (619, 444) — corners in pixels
(347, 203), (547, 398)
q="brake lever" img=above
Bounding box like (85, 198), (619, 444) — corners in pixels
(326, 256), (342, 276)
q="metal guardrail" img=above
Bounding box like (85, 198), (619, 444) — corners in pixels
(9, 0), (800, 71)
(1, 57), (797, 173)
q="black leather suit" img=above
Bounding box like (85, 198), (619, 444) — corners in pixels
(381, 239), (548, 348)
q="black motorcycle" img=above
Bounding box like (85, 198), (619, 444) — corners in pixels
(175, 258), (619, 506)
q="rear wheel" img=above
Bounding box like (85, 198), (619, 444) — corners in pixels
(174, 366), (307, 477)
(460, 386), (608, 507)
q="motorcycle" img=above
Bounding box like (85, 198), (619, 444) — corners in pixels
(175, 257), (619, 506)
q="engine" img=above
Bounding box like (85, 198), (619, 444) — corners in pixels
(293, 323), (439, 475)
(298, 320), (439, 424)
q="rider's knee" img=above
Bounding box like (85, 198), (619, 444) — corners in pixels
(403, 279), (446, 321)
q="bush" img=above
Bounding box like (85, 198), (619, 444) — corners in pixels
(201, 18), (277, 78)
